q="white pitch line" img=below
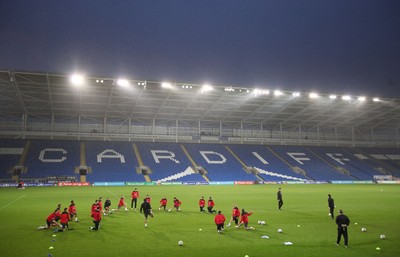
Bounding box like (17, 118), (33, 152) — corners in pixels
(0, 195), (26, 210)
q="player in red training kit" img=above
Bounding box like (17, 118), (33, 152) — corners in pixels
(214, 210), (226, 233)
(207, 197), (216, 213)
(131, 188), (140, 210)
(68, 200), (79, 222)
(91, 200), (99, 217)
(236, 209), (254, 230)
(227, 205), (240, 227)
(56, 208), (70, 232)
(158, 197), (168, 211)
(199, 196), (206, 212)
(169, 197), (182, 211)
(38, 210), (61, 230)
(90, 208), (102, 231)
(118, 196), (129, 211)
(145, 195), (151, 204)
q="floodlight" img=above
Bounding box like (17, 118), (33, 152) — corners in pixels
(200, 84), (213, 93)
(373, 97), (380, 102)
(342, 95), (351, 101)
(117, 79), (129, 87)
(329, 95), (337, 99)
(292, 92), (300, 97)
(274, 90), (283, 96)
(253, 89), (269, 97)
(358, 96), (366, 102)
(70, 74), (84, 86)
(309, 92), (319, 99)
(161, 82), (172, 89)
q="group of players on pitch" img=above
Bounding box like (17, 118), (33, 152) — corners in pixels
(37, 187), (255, 232)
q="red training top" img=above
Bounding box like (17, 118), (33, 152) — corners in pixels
(214, 213), (226, 224)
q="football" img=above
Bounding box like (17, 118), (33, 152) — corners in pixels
(178, 240), (183, 246)
(361, 227), (367, 232)
(278, 228), (283, 233)
(380, 234), (386, 239)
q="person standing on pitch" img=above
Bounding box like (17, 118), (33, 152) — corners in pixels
(140, 198), (153, 228)
(328, 194), (335, 219)
(214, 210), (226, 233)
(131, 188), (140, 210)
(277, 188), (283, 210)
(335, 209), (350, 247)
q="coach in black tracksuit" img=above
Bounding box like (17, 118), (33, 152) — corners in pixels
(328, 194), (335, 219)
(335, 209), (350, 247)
(277, 188), (283, 210)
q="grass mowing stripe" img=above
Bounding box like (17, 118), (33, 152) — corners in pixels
(0, 194), (26, 211)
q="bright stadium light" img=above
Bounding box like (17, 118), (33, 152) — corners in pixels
(309, 92), (319, 99)
(70, 74), (84, 86)
(292, 92), (300, 97)
(161, 82), (172, 89)
(358, 96), (366, 102)
(200, 84), (213, 93)
(253, 89), (269, 97)
(373, 97), (380, 102)
(117, 78), (129, 88)
(274, 90), (283, 96)
(342, 95), (351, 101)
(329, 94), (337, 99)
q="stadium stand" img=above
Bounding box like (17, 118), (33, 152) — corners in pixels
(269, 145), (354, 181)
(2, 139), (400, 183)
(0, 139), (26, 179)
(227, 144), (308, 181)
(183, 143), (257, 181)
(22, 140), (80, 179)
(85, 141), (145, 182)
(135, 142), (206, 182)
(307, 146), (380, 180)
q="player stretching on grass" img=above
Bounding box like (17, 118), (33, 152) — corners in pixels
(68, 200), (79, 222)
(38, 210), (61, 230)
(90, 208), (102, 231)
(236, 209), (254, 230)
(117, 196), (129, 211)
(199, 196), (206, 212)
(227, 205), (240, 227)
(207, 197), (216, 214)
(159, 197), (168, 211)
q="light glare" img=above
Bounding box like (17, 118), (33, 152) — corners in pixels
(117, 79), (129, 87)
(70, 74), (84, 86)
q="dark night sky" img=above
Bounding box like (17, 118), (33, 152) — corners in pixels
(1, 0), (400, 97)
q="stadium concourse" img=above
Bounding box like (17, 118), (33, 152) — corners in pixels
(0, 139), (399, 186)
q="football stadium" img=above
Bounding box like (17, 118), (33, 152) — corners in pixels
(1, 70), (400, 257)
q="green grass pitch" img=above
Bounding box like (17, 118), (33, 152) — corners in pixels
(0, 184), (399, 257)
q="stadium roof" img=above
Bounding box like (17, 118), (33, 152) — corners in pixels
(1, 70), (400, 133)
